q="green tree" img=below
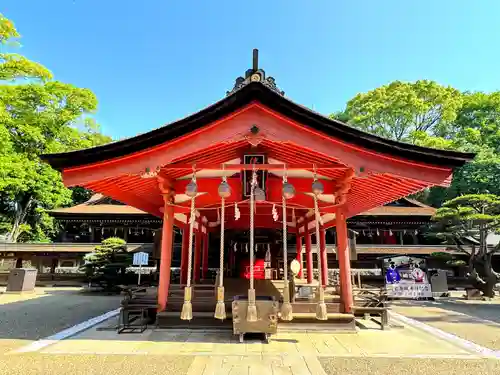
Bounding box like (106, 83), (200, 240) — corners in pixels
(340, 80), (463, 142)
(0, 13), (111, 242)
(335, 80), (500, 204)
(82, 237), (135, 291)
(433, 194), (500, 297)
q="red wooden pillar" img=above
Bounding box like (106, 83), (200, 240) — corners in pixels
(335, 210), (353, 313)
(158, 189), (175, 312)
(180, 224), (190, 285)
(319, 227), (328, 287)
(193, 226), (202, 283)
(305, 227), (313, 284)
(295, 226), (303, 279)
(202, 230), (209, 279)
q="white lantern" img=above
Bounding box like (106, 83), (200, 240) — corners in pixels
(218, 181), (231, 198)
(312, 180), (324, 195)
(282, 182), (295, 199)
(185, 180), (198, 197)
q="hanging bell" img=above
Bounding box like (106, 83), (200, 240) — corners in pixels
(185, 180), (198, 197)
(254, 187), (266, 202)
(218, 180), (231, 198)
(312, 180), (324, 195)
(282, 182), (296, 199)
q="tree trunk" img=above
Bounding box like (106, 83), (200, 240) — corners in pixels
(470, 253), (498, 298)
(6, 196), (34, 242)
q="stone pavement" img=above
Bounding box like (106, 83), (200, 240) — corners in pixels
(13, 315), (485, 375)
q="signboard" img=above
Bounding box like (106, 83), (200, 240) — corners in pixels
(386, 283), (432, 298)
(242, 154), (266, 197)
(133, 252), (149, 266)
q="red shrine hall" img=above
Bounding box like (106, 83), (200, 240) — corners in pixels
(42, 50), (474, 323)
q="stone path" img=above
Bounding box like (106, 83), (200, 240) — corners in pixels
(19, 315), (484, 375)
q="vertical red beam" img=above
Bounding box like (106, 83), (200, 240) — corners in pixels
(180, 224), (190, 285)
(202, 230), (209, 279)
(158, 191), (175, 312)
(193, 225), (202, 283)
(335, 209), (353, 313)
(304, 220), (313, 284)
(295, 225), (303, 279)
(320, 227), (328, 287)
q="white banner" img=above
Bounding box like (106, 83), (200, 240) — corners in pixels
(386, 283), (432, 298)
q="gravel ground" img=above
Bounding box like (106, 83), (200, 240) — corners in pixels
(320, 357), (500, 375)
(392, 299), (500, 351)
(0, 354), (193, 375)
(0, 288), (122, 353)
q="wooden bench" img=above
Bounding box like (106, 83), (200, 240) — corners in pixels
(352, 306), (389, 330)
(118, 286), (156, 333)
(352, 288), (390, 330)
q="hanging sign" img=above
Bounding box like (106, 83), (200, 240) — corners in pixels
(242, 154), (266, 197)
(133, 252), (149, 266)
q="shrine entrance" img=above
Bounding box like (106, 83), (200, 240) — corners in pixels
(41, 50), (473, 330)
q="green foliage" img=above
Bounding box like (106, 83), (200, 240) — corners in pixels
(432, 194), (500, 296)
(0, 13), (19, 45)
(342, 80), (462, 142)
(82, 238), (135, 291)
(0, 13), (112, 242)
(334, 79), (500, 205)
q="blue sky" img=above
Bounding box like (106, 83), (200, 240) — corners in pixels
(2, 1), (500, 139)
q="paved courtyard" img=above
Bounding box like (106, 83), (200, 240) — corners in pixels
(7, 312), (495, 375)
(2, 289), (500, 374)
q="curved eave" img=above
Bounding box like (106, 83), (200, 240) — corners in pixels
(41, 81), (475, 170)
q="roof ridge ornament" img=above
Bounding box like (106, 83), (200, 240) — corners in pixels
(226, 49), (285, 96)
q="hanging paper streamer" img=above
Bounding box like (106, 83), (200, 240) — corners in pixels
(389, 229), (393, 236)
(245, 243), (249, 253)
(414, 229), (419, 235)
(234, 203), (240, 220)
(101, 227), (104, 235)
(272, 204), (278, 221)
(376, 228), (380, 236)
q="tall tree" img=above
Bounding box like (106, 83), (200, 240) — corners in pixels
(0, 13), (111, 242)
(433, 194), (500, 297)
(340, 80), (463, 142)
(334, 80), (500, 205)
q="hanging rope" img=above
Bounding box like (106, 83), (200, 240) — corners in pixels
(280, 168), (293, 321)
(180, 168), (197, 321)
(246, 165), (258, 322)
(214, 171), (228, 320)
(313, 166), (328, 320)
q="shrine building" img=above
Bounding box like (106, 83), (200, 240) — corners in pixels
(39, 50), (474, 321)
